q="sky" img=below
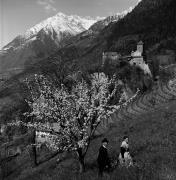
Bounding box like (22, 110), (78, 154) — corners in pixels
(0, 0), (140, 49)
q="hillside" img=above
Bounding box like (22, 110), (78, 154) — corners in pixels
(106, 0), (176, 53)
(5, 80), (176, 180)
(1, 1), (176, 179)
(67, 0), (176, 66)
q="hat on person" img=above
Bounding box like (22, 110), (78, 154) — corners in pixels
(102, 138), (109, 143)
(123, 135), (129, 140)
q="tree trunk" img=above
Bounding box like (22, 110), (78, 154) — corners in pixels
(78, 156), (85, 173)
(32, 145), (38, 166)
(30, 129), (38, 167)
(77, 148), (85, 173)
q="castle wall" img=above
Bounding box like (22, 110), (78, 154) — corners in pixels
(130, 57), (144, 66)
(130, 57), (152, 77)
(102, 52), (121, 66)
(137, 44), (143, 54)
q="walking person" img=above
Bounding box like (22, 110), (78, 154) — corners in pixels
(119, 136), (133, 167)
(97, 138), (111, 177)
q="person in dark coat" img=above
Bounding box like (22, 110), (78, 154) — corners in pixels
(97, 138), (110, 177)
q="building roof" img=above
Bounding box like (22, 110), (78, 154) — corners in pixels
(103, 52), (119, 55)
(138, 40), (144, 45)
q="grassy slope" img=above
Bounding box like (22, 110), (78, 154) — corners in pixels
(13, 100), (176, 180)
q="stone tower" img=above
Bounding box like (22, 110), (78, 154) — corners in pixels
(137, 41), (144, 55)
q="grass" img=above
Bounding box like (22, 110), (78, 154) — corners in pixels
(8, 100), (176, 180)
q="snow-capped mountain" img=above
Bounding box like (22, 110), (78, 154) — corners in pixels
(23, 13), (101, 41)
(89, 13), (125, 32)
(0, 13), (104, 74)
(3, 12), (101, 51)
(0, 10), (129, 75)
(89, 6), (133, 33)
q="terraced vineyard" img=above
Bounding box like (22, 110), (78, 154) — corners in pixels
(96, 78), (176, 135)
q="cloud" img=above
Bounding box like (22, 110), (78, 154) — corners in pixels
(37, 0), (57, 13)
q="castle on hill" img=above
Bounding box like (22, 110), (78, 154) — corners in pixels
(102, 41), (152, 77)
(130, 40), (144, 65)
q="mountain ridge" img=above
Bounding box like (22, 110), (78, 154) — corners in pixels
(2, 12), (101, 51)
(0, 11), (126, 74)
(0, 12), (105, 74)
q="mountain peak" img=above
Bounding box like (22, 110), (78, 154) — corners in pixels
(56, 12), (66, 17)
(3, 12), (101, 51)
(24, 12), (102, 39)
